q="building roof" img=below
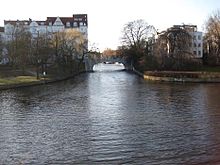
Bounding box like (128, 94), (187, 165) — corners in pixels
(46, 14), (87, 27)
(171, 25), (197, 32)
(4, 19), (32, 26)
(4, 14), (88, 27)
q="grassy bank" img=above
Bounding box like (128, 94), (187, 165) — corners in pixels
(0, 64), (85, 90)
(0, 76), (41, 86)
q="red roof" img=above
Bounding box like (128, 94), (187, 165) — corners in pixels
(4, 14), (88, 27)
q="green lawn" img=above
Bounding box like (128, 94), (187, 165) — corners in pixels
(0, 76), (41, 86)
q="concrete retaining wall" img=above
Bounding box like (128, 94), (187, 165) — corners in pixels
(133, 69), (220, 83)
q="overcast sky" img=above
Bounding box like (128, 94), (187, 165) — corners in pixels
(0, 0), (219, 51)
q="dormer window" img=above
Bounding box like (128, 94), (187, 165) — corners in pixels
(74, 22), (78, 27)
(66, 22), (70, 27)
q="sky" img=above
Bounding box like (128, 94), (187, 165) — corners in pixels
(0, 0), (219, 51)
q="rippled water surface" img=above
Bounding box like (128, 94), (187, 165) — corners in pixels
(1, 64), (220, 164)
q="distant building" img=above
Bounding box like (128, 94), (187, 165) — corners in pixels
(3, 14), (88, 41)
(148, 24), (203, 59)
(0, 14), (88, 65)
(0, 27), (4, 33)
(0, 27), (8, 64)
(0, 26), (4, 41)
(172, 25), (203, 58)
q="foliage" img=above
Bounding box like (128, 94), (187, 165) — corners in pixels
(120, 20), (203, 71)
(121, 19), (155, 69)
(3, 24), (88, 79)
(204, 10), (220, 65)
(51, 29), (88, 73)
(0, 35), (4, 62)
(152, 26), (200, 71)
(6, 25), (32, 70)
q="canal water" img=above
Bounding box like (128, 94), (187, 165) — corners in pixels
(1, 63), (220, 164)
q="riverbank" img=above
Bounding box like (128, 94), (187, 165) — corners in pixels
(0, 66), (85, 90)
(133, 69), (220, 83)
(0, 72), (86, 90)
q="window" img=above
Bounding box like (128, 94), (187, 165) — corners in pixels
(198, 35), (201, 40)
(66, 22), (70, 27)
(49, 22), (52, 26)
(193, 35), (196, 40)
(193, 51), (197, 55)
(198, 51), (201, 55)
(74, 22), (78, 27)
(194, 43), (197, 47)
(198, 43), (201, 47)
(80, 22), (83, 26)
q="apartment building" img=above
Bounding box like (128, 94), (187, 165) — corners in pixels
(172, 25), (203, 58)
(3, 14), (88, 41)
(148, 25), (203, 59)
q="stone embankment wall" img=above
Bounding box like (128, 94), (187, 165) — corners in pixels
(133, 69), (220, 83)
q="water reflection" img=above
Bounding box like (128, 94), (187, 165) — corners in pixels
(1, 64), (220, 164)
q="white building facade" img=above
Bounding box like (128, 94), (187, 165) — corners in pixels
(0, 14), (88, 64)
(147, 25), (203, 59)
(190, 31), (203, 58)
(3, 14), (88, 41)
(170, 25), (203, 58)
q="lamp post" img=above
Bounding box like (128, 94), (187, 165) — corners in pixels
(43, 71), (46, 83)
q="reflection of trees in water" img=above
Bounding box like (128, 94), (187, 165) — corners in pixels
(203, 84), (220, 137)
(204, 84), (220, 111)
(151, 83), (220, 164)
(154, 84), (198, 111)
(200, 84), (220, 163)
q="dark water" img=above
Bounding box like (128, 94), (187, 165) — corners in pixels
(1, 64), (220, 164)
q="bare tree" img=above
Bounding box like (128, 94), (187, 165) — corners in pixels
(153, 26), (196, 70)
(204, 10), (220, 65)
(121, 19), (155, 69)
(0, 34), (3, 63)
(6, 24), (32, 71)
(122, 19), (154, 49)
(31, 32), (53, 79)
(51, 29), (87, 73)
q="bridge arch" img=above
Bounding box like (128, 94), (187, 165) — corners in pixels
(85, 56), (132, 71)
